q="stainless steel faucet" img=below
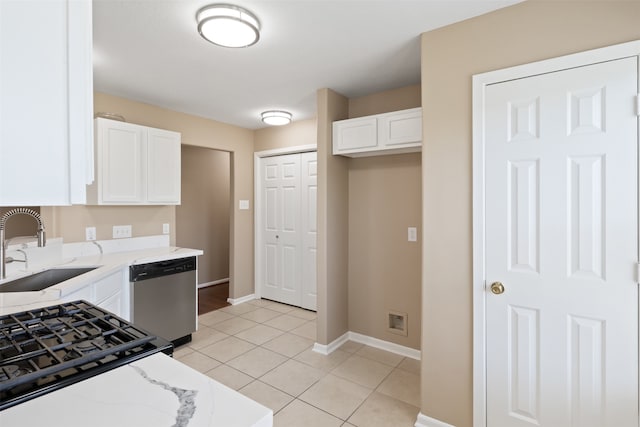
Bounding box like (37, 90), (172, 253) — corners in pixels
(0, 208), (46, 279)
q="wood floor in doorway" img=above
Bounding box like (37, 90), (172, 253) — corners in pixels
(198, 283), (230, 315)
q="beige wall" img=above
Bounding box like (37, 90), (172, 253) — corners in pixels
(177, 145), (230, 285)
(42, 205), (174, 242)
(45, 92), (255, 299)
(347, 85), (422, 349)
(348, 154), (421, 348)
(315, 84), (422, 347)
(420, 2), (640, 426)
(254, 118), (317, 153)
(349, 84), (421, 118)
(317, 88), (350, 345)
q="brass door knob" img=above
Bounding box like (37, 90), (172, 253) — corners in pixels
(490, 282), (505, 295)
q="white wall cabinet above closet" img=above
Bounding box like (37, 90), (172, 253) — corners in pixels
(332, 107), (422, 157)
(87, 118), (181, 205)
(0, 0), (93, 206)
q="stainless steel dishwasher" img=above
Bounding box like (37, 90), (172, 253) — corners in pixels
(129, 256), (197, 347)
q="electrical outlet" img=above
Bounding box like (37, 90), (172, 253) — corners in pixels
(162, 223), (170, 235)
(112, 225), (132, 239)
(85, 227), (96, 241)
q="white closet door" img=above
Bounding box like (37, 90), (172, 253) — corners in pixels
(258, 151), (317, 310)
(484, 57), (638, 427)
(260, 153), (302, 306)
(301, 152), (317, 310)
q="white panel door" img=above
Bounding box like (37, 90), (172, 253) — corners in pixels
(260, 153), (302, 306)
(258, 151), (317, 310)
(301, 152), (318, 310)
(485, 57), (638, 427)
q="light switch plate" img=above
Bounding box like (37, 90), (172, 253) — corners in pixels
(162, 223), (170, 234)
(239, 200), (250, 210)
(408, 227), (417, 242)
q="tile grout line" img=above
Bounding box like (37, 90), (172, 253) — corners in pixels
(189, 300), (419, 425)
(209, 304), (337, 419)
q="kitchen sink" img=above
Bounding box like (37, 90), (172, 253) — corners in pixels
(0, 267), (97, 293)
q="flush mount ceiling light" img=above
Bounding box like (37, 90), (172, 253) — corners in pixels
(261, 110), (292, 126)
(196, 4), (260, 48)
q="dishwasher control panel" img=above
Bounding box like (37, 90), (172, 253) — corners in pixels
(130, 256), (196, 282)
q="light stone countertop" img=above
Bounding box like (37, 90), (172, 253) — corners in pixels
(0, 352), (273, 427)
(0, 237), (202, 315)
(0, 239), (272, 427)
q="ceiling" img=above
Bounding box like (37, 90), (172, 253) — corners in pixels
(93, 0), (522, 130)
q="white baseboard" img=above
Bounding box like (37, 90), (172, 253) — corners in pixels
(349, 331), (421, 360)
(414, 413), (456, 427)
(313, 332), (350, 355)
(227, 293), (256, 305)
(198, 278), (230, 289)
(313, 331), (421, 360)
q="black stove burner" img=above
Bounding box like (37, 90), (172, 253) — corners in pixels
(0, 300), (172, 411)
(63, 337), (107, 360)
(41, 316), (71, 332)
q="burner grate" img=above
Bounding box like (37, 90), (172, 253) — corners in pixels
(0, 300), (166, 407)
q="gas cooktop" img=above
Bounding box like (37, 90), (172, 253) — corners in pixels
(0, 300), (172, 411)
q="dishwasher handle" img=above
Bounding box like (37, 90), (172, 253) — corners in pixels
(130, 256), (196, 282)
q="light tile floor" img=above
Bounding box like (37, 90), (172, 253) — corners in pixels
(174, 298), (420, 427)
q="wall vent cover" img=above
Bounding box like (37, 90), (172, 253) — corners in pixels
(387, 311), (408, 336)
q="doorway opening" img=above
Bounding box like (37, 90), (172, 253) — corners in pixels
(176, 145), (231, 315)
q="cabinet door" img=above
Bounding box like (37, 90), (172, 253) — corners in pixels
(94, 270), (123, 303)
(94, 268), (128, 320)
(98, 120), (145, 204)
(147, 128), (181, 204)
(332, 116), (378, 155)
(377, 108), (422, 148)
(0, 0), (93, 206)
(59, 285), (93, 304)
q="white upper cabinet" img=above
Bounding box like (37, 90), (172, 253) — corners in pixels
(94, 119), (145, 204)
(333, 116), (378, 153)
(88, 119), (181, 205)
(0, 0), (93, 206)
(146, 128), (182, 203)
(333, 107), (422, 157)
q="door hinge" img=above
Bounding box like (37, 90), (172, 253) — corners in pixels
(636, 94), (640, 116)
(637, 262), (640, 283)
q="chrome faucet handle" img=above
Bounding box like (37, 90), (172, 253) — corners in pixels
(16, 249), (28, 270)
(5, 249), (28, 270)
